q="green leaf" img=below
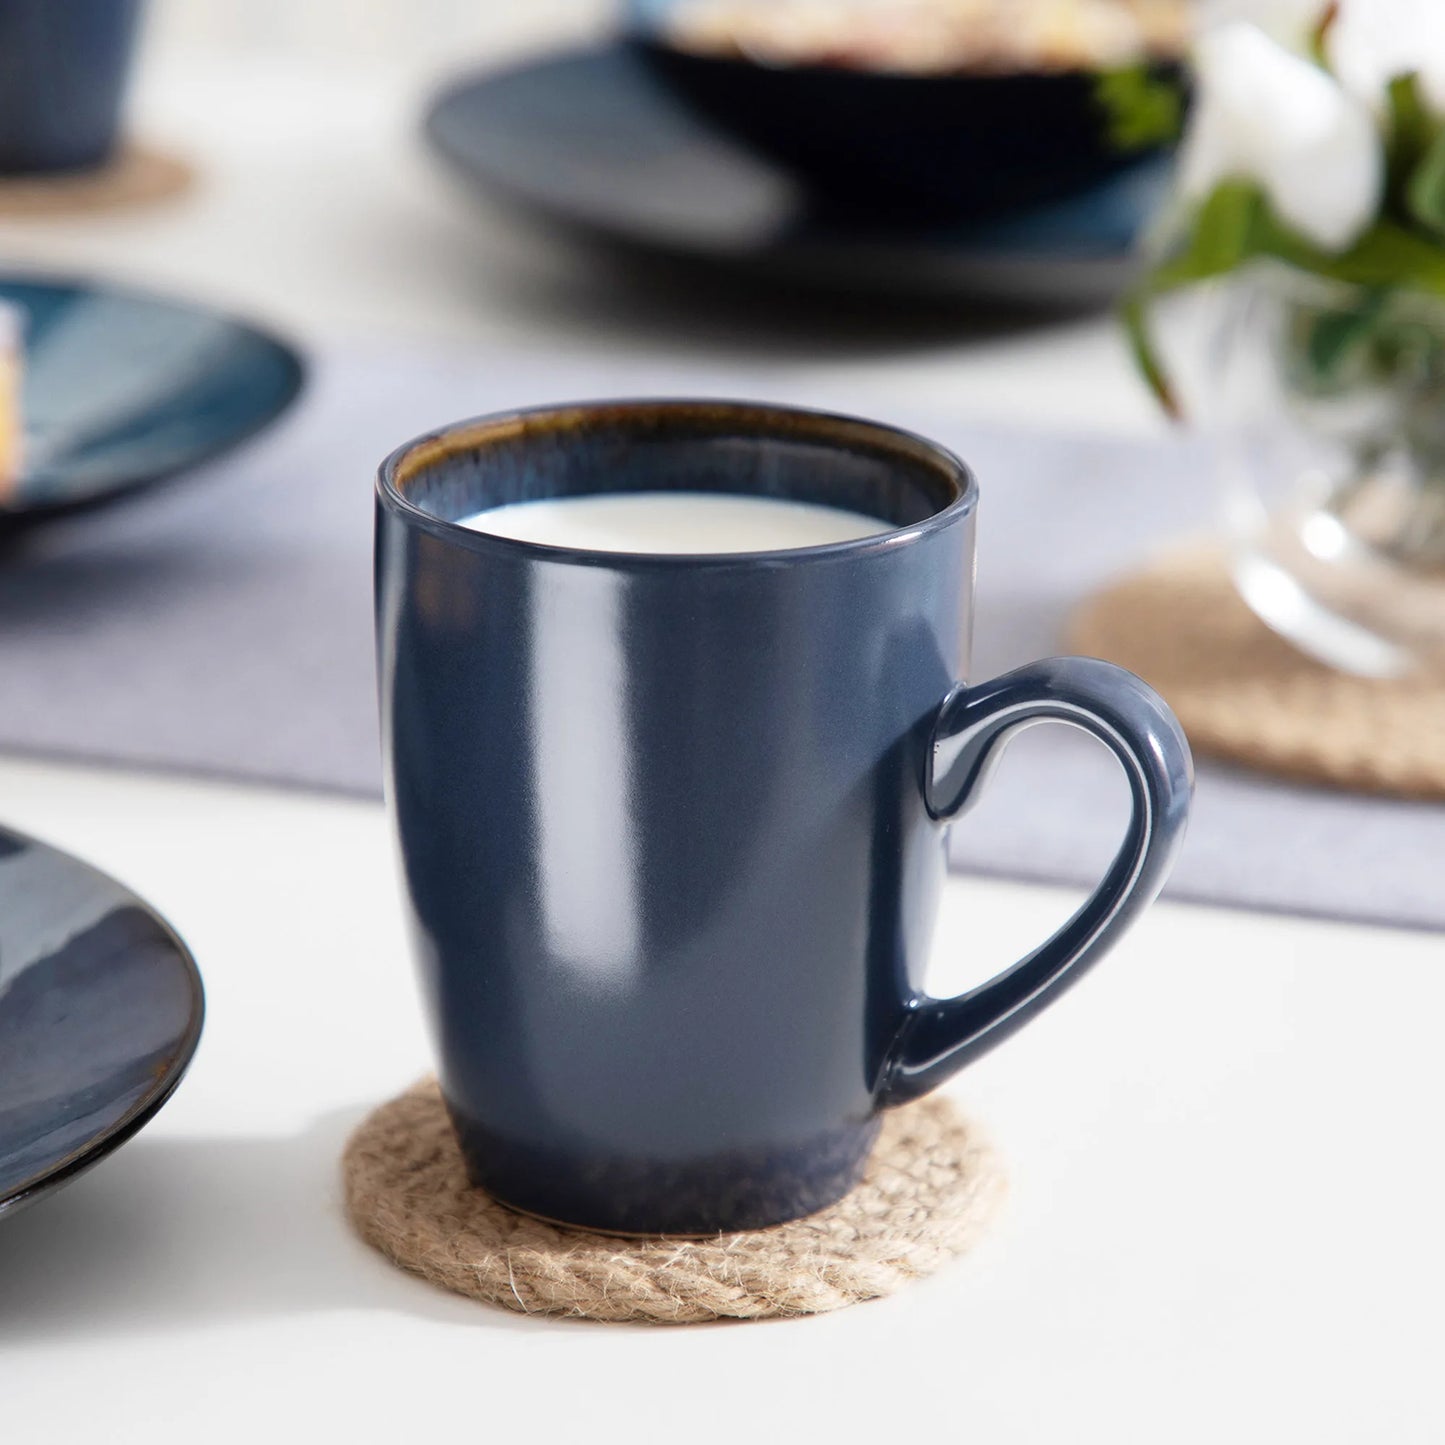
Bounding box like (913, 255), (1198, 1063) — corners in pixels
(1387, 74), (1433, 164)
(1407, 129), (1445, 237)
(1313, 220), (1445, 293)
(1150, 181), (1445, 295)
(1297, 290), (1389, 381)
(1093, 65), (1184, 152)
(1283, 290), (1445, 398)
(1124, 176), (1445, 419)
(1386, 72), (1438, 207)
(1119, 183), (1275, 421)
(1120, 293), (1181, 420)
(1156, 181), (1272, 283)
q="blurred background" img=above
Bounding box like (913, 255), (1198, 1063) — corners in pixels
(151, 0), (595, 67)
(2, 0), (1178, 434)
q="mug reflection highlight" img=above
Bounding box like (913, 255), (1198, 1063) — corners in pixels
(375, 402), (1193, 1235)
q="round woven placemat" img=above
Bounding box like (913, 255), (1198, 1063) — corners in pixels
(343, 1079), (1005, 1324)
(1067, 546), (1445, 800)
(0, 144), (194, 218)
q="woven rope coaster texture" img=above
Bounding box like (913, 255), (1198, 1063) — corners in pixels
(1068, 546), (1445, 800)
(0, 145), (194, 218)
(343, 1079), (1005, 1324)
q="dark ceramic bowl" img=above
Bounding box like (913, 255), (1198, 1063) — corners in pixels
(0, 0), (145, 174)
(628, 4), (1183, 222)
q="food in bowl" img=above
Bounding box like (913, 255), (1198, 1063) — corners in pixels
(658, 0), (1191, 75)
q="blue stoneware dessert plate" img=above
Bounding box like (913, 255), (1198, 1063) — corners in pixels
(0, 824), (204, 1220)
(0, 273), (304, 525)
(424, 44), (1171, 307)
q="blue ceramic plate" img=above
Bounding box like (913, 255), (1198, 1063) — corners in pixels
(0, 825), (204, 1220)
(0, 274), (304, 523)
(425, 44), (1170, 307)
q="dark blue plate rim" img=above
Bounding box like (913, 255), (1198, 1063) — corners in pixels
(422, 42), (1165, 271)
(0, 822), (205, 1220)
(0, 267), (307, 524)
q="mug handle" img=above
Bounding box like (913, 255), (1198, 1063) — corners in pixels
(879, 657), (1194, 1107)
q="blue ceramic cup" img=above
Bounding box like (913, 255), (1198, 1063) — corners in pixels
(375, 402), (1192, 1235)
(0, 0), (143, 174)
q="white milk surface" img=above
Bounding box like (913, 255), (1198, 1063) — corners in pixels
(458, 491), (891, 554)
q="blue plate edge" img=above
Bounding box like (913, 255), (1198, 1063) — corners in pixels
(0, 820), (206, 1221)
(420, 42), (1165, 269)
(0, 266), (308, 524)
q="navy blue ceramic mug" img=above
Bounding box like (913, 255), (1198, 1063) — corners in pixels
(375, 402), (1192, 1235)
(0, 0), (144, 174)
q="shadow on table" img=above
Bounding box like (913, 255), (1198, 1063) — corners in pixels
(429, 208), (1090, 363)
(0, 1106), (558, 1340)
(534, 253), (1084, 353)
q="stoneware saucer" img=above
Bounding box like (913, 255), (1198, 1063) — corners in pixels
(0, 272), (304, 527)
(0, 823), (204, 1220)
(423, 44), (1170, 307)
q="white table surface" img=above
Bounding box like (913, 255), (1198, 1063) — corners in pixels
(1, 16), (1441, 1443)
(2, 755), (1442, 1443)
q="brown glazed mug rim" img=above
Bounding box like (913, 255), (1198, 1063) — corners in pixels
(375, 397), (979, 571)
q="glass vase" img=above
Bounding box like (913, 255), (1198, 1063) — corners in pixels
(1207, 266), (1445, 678)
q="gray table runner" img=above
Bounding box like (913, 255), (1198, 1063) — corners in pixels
(4, 344), (1441, 930)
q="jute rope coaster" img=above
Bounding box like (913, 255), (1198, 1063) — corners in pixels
(0, 144), (194, 219)
(1068, 545), (1445, 800)
(343, 1079), (1005, 1324)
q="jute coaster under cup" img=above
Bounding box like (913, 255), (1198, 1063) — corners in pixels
(1068, 546), (1445, 801)
(343, 1079), (1005, 1324)
(0, 144), (194, 219)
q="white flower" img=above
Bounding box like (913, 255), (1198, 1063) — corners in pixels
(1329, 0), (1445, 113)
(1179, 21), (1384, 252)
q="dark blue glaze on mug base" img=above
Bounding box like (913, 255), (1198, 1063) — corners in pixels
(448, 1100), (882, 1236)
